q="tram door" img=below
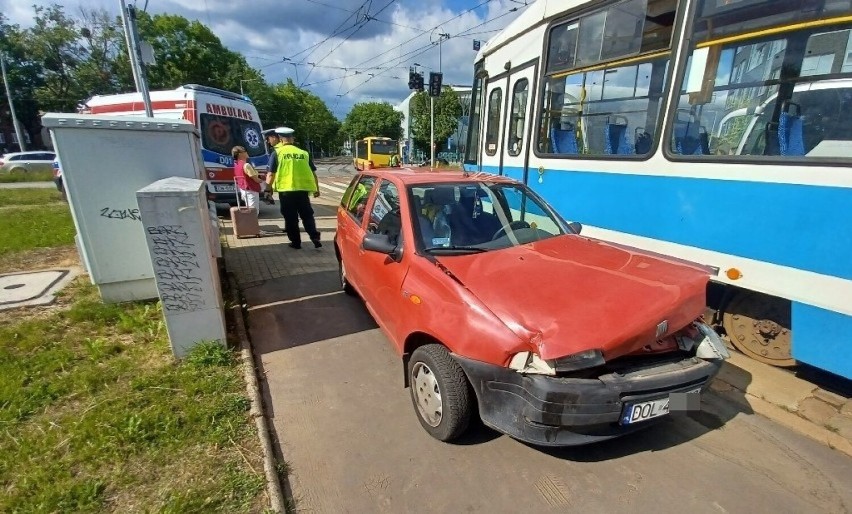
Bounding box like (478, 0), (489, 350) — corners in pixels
(499, 62), (537, 183)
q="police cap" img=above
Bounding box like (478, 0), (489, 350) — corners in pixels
(262, 126), (295, 137)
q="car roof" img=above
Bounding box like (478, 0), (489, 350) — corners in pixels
(361, 167), (520, 186)
(2, 151), (55, 158)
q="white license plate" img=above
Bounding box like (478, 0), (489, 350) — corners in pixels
(214, 184), (235, 192)
(621, 397), (670, 425)
(621, 388), (701, 425)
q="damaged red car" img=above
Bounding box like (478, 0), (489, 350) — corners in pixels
(335, 169), (729, 446)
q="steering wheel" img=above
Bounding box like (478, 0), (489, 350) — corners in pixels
(492, 220), (531, 240)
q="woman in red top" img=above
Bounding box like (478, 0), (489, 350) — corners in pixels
(232, 146), (264, 214)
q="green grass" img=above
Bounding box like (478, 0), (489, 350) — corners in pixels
(0, 187), (64, 207)
(0, 203), (76, 256)
(0, 169), (54, 183)
(0, 188), (266, 512)
(0, 282), (266, 512)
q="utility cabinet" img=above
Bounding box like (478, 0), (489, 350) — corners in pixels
(42, 113), (206, 302)
(136, 177), (225, 357)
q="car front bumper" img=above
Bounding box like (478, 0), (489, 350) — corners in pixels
(453, 354), (723, 446)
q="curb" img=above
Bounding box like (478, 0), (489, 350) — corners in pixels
(711, 355), (852, 459)
(227, 273), (287, 512)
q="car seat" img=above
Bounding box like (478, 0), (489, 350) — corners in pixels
(412, 194), (435, 248)
(778, 102), (805, 156)
(672, 116), (709, 155)
(427, 187), (456, 247)
(550, 123), (579, 155)
(604, 116), (631, 155)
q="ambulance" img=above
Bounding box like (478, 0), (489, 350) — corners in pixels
(83, 84), (268, 204)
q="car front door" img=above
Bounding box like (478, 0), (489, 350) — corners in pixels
(356, 178), (410, 344)
(337, 174), (377, 289)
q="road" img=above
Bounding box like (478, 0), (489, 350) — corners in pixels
(242, 163), (852, 514)
(0, 181), (55, 189)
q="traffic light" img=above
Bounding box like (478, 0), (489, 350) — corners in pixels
(429, 72), (443, 97)
(414, 72), (424, 92)
(408, 70), (415, 90)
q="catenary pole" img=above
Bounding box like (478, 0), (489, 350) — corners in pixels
(0, 52), (26, 151)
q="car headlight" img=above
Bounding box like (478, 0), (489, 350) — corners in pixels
(694, 322), (730, 360)
(508, 349), (605, 375)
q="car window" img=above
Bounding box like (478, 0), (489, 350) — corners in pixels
(9, 155), (21, 161)
(496, 186), (563, 237)
(368, 180), (403, 246)
(343, 175), (377, 225)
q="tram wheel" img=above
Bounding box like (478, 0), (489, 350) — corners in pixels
(722, 290), (796, 367)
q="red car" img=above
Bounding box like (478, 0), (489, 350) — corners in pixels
(335, 168), (729, 446)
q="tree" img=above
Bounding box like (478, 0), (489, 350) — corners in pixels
(136, 12), (254, 92)
(0, 13), (43, 149)
(340, 101), (404, 142)
(267, 80), (340, 156)
(409, 87), (462, 154)
(21, 5), (86, 112)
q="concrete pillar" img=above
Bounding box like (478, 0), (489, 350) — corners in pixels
(137, 177), (225, 358)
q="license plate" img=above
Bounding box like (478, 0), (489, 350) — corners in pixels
(214, 184), (235, 193)
(621, 398), (670, 425)
(620, 388), (701, 425)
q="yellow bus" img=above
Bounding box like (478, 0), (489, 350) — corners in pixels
(353, 136), (401, 170)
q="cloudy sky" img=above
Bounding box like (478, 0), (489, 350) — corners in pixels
(2, 0), (530, 118)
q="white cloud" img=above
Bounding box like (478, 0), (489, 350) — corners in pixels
(1, 0), (528, 117)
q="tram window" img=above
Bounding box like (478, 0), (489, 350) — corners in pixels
(507, 79), (529, 157)
(547, 22), (578, 73)
(546, 0), (677, 74)
(670, 23), (852, 160)
(465, 70), (485, 165)
(485, 88), (503, 157)
(576, 12), (606, 67)
(538, 57), (669, 158)
(601, 0), (645, 61)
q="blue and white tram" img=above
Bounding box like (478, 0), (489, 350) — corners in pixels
(464, 0), (852, 379)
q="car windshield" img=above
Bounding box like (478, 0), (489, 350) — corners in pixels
(409, 181), (567, 253)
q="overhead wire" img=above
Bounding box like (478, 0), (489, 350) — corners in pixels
(251, 0), (523, 105)
(300, 0), (398, 86)
(288, 0), (372, 64)
(340, 4), (525, 97)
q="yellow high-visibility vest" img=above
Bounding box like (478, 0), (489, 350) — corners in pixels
(271, 143), (317, 193)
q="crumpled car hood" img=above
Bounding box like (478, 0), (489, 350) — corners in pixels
(435, 235), (710, 361)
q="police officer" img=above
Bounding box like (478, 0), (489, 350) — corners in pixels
(263, 127), (322, 249)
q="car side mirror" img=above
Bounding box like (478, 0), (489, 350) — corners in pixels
(362, 233), (401, 260)
(568, 221), (582, 234)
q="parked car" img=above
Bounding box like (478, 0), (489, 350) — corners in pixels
(52, 157), (66, 200)
(335, 168), (729, 446)
(0, 151), (57, 174)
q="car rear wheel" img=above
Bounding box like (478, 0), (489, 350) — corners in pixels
(338, 258), (355, 295)
(408, 344), (473, 442)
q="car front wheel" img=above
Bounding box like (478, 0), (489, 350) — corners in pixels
(408, 344), (473, 442)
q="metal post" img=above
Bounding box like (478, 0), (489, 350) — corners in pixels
(0, 52), (26, 151)
(430, 96), (435, 168)
(122, 1), (153, 117)
(119, 0), (140, 91)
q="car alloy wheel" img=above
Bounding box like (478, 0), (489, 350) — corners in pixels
(408, 344), (473, 441)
